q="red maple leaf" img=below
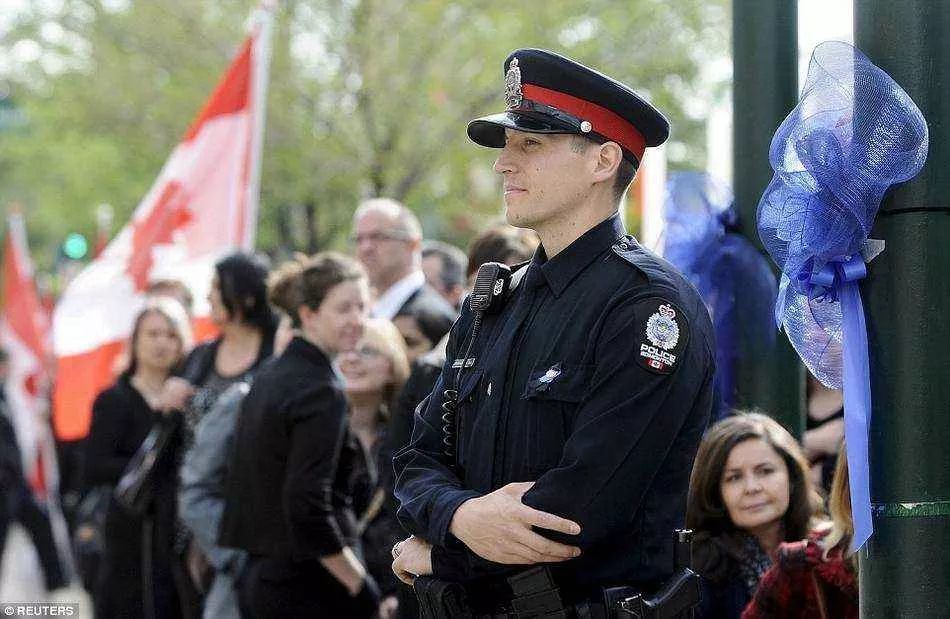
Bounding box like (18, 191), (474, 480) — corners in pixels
(24, 373), (39, 397)
(126, 181), (193, 291)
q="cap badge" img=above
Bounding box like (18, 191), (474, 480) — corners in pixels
(505, 57), (523, 109)
(580, 120), (592, 133)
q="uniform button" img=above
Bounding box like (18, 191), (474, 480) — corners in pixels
(487, 382), (492, 397)
(618, 242), (629, 250)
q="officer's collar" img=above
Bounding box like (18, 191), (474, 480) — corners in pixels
(535, 212), (626, 297)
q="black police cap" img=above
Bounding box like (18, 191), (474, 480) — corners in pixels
(468, 48), (670, 165)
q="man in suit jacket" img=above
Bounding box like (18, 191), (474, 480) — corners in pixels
(352, 198), (456, 323)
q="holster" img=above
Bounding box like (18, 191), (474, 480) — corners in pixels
(611, 568), (701, 619)
(414, 575), (473, 619)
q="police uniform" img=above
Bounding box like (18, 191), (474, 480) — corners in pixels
(393, 49), (716, 614)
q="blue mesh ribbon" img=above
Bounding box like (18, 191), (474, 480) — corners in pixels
(663, 172), (776, 418)
(757, 42), (929, 552)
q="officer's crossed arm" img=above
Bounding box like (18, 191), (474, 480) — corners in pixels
(392, 312), (582, 574)
(448, 482), (581, 565)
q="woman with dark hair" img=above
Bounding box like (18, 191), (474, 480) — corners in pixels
(219, 252), (380, 619)
(743, 443), (858, 618)
(164, 252), (276, 427)
(686, 412), (825, 618)
(392, 301), (454, 364)
(159, 252), (276, 614)
(84, 299), (192, 618)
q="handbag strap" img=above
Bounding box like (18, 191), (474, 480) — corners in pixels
(811, 571), (829, 619)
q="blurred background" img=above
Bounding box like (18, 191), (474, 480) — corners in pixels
(1, 0), (736, 277)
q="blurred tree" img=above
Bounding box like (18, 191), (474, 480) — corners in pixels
(0, 0), (728, 268)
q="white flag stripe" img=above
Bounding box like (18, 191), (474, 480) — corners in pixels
(53, 111), (250, 356)
(52, 6), (274, 440)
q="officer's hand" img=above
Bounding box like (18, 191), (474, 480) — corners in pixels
(392, 535), (433, 585)
(450, 481), (582, 565)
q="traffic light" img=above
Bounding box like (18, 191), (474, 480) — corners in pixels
(62, 233), (88, 260)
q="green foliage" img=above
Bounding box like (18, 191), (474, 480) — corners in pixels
(0, 0), (728, 268)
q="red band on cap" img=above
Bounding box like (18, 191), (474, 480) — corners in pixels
(521, 83), (646, 161)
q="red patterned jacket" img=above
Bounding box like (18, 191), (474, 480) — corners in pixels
(742, 530), (858, 619)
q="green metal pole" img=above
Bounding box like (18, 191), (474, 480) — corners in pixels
(855, 2), (950, 616)
(732, 0), (805, 437)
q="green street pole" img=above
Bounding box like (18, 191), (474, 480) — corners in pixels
(732, 0), (805, 437)
(855, 2), (950, 616)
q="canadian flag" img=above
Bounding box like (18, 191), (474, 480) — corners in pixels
(52, 5), (274, 441)
(1, 211), (55, 497)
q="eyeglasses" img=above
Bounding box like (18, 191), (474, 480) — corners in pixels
(350, 230), (415, 245)
(353, 345), (384, 359)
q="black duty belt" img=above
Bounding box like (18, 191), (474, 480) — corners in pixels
(415, 566), (699, 619)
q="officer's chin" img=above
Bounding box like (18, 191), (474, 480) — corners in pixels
(504, 205), (538, 231)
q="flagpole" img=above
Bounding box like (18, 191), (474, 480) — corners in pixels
(243, 1), (276, 251)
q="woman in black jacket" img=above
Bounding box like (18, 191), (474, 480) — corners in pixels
(84, 298), (192, 618)
(219, 252), (380, 619)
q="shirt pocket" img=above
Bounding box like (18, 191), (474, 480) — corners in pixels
(521, 362), (595, 473)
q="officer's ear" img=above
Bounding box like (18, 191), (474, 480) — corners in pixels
(591, 141), (623, 185)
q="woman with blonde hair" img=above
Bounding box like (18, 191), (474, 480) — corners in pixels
(743, 443), (858, 618)
(338, 318), (410, 619)
(686, 412), (825, 618)
(85, 298), (192, 618)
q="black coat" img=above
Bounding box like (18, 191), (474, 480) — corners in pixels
(396, 283), (456, 326)
(0, 394), (23, 488)
(219, 337), (359, 560)
(84, 375), (181, 618)
(84, 375), (158, 490)
(394, 213), (716, 592)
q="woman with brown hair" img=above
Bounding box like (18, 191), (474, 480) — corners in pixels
(686, 412), (825, 618)
(743, 443), (858, 618)
(219, 252), (380, 618)
(338, 318), (410, 619)
(85, 298), (192, 618)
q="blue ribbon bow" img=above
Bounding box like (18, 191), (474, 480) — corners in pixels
(757, 42), (928, 553)
(798, 255), (866, 303)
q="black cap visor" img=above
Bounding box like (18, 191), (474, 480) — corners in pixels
(467, 111), (578, 148)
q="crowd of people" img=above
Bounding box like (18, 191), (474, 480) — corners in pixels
(0, 47), (861, 619)
(0, 196), (856, 619)
(45, 199), (535, 619)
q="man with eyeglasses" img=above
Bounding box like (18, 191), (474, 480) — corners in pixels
(351, 198), (456, 327)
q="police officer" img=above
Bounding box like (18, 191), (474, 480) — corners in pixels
(392, 48), (715, 617)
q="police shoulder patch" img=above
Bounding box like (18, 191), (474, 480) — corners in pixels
(634, 297), (689, 375)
